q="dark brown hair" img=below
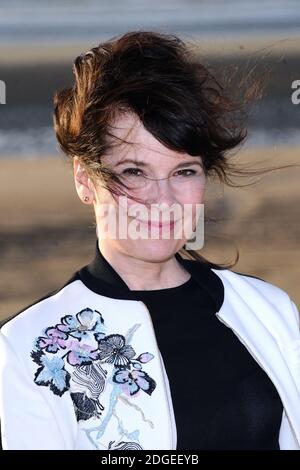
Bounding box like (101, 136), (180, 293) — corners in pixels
(53, 30), (293, 270)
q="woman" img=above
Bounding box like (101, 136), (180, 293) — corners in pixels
(1, 31), (300, 451)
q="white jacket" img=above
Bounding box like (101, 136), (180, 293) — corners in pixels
(1, 240), (300, 450)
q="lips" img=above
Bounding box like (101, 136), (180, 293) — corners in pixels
(137, 219), (178, 228)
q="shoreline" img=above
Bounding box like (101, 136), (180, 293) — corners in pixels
(1, 35), (300, 65)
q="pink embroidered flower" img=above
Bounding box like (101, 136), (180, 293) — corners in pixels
(67, 340), (99, 366)
(37, 328), (68, 353)
(113, 369), (156, 396)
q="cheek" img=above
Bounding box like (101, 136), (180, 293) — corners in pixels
(178, 183), (206, 229)
(178, 184), (206, 205)
(94, 187), (119, 222)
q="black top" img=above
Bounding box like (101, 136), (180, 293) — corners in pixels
(131, 275), (283, 450)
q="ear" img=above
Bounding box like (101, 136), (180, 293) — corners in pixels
(73, 157), (95, 204)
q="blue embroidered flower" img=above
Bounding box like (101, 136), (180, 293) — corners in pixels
(98, 334), (135, 369)
(33, 353), (70, 396)
(57, 308), (105, 341)
(30, 304), (157, 438)
(67, 340), (99, 366)
(36, 327), (68, 353)
(113, 369), (156, 396)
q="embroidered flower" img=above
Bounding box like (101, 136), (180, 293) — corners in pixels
(98, 334), (135, 368)
(36, 327), (68, 353)
(66, 340), (99, 366)
(30, 304), (157, 444)
(33, 353), (70, 396)
(113, 369), (156, 396)
(132, 352), (154, 369)
(57, 308), (105, 341)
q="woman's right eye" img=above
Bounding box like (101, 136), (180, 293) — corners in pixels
(122, 168), (144, 177)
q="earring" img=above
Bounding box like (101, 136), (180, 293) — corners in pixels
(83, 196), (89, 202)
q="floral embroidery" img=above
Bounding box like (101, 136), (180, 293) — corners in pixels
(56, 308), (105, 342)
(36, 328), (68, 353)
(97, 334), (136, 368)
(30, 306), (157, 449)
(113, 369), (156, 396)
(31, 350), (70, 396)
(66, 340), (99, 366)
(71, 362), (107, 421)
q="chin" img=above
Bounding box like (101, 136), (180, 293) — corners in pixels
(125, 238), (184, 262)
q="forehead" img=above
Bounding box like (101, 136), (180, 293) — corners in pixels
(104, 112), (201, 167)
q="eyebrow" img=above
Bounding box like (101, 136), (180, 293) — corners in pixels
(114, 158), (203, 169)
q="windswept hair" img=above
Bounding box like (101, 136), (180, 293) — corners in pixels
(53, 30), (292, 269)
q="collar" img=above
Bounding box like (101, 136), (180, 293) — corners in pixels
(78, 238), (225, 311)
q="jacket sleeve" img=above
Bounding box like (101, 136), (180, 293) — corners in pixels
(0, 331), (67, 450)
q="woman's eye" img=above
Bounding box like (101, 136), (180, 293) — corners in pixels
(175, 169), (197, 177)
(122, 168), (144, 177)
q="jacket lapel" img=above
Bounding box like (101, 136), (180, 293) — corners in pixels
(212, 268), (300, 447)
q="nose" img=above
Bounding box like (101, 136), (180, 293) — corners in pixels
(147, 177), (177, 206)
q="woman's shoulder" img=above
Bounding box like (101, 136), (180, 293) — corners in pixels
(213, 265), (286, 295)
(180, 256), (298, 322)
(213, 266), (300, 329)
(228, 267), (290, 298)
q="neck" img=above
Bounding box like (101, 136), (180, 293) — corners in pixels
(97, 240), (191, 290)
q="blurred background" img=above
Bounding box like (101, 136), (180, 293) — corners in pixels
(0, 0), (299, 320)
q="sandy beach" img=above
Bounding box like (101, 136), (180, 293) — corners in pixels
(1, 146), (300, 322)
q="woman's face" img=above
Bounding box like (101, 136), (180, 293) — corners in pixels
(79, 113), (206, 262)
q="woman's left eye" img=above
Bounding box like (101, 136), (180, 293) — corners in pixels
(175, 169), (197, 177)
